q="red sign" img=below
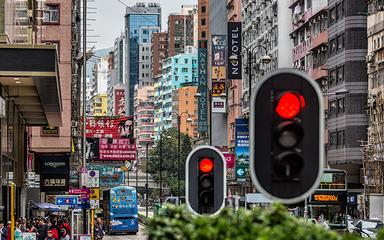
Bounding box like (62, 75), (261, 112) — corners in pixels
(69, 188), (90, 200)
(114, 89), (125, 116)
(212, 81), (226, 96)
(85, 116), (133, 139)
(99, 138), (136, 161)
(223, 153), (235, 168)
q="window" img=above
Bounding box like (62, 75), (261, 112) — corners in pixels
(329, 69), (336, 87)
(201, 19), (206, 26)
(329, 6), (337, 26)
(174, 68), (178, 72)
(185, 59), (188, 64)
(329, 38), (336, 56)
(202, 31), (206, 38)
(175, 76), (179, 81)
(337, 34), (344, 51)
(337, 1), (344, 20)
(182, 68), (188, 72)
(329, 100), (337, 117)
(192, 59), (197, 64)
(44, 5), (59, 23)
(337, 66), (344, 84)
(201, 6), (206, 13)
(337, 130), (345, 147)
(337, 98), (345, 114)
(175, 59), (179, 64)
(329, 131), (337, 148)
(306, 0), (312, 9)
(185, 76), (189, 81)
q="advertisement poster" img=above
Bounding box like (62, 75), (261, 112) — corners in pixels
(88, 166), (124, 188)
(99, 138), (136, 161)
(211, 35), (227, 67)
(87, 170), (100, 187)
(86, 116), (133, 139)
(39, 154), (69, 192)
(223, 153), (235, 169)
(114, 88), (125, 116)
(235, 119), (249, 181)
(228, 22), (242, 79)
(212, 97), (226, 113)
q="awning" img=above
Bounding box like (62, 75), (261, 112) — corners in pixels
(0, 44), (62, 126)
(31, 202), (61, 212)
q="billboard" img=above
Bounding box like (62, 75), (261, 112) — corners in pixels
(39, 154), (70, 192)
(198, 40), (208, 132)
(99, 138), (136, 161)
(88, 165), (124, 188)
(235, 119), (249, 181)
(212, 97), (226, 113)
(228, 22), (242, 79)
(85, 116), (133, 139)
(211, 35), (227, 113)
(114, 88), (125, 116)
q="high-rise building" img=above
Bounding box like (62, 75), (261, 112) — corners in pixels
(167, 14), (194, 57)
(154, 52), (198, 138)
(151, 32), (168, 79)
(325, 0), (367, 189)
(138, 26), (160, 87)
(124, 2), (161, 115)
(241, 0), (292, 114)
(172, 86), (198, 138)
(198, 0), (209, 41)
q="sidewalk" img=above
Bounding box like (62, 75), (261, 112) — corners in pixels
(139, 206), (154, 218)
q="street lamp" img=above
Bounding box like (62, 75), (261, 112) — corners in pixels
(243, 44), (271, 110)
(194, 86), (227, 145)
(171, 111), (193, 204)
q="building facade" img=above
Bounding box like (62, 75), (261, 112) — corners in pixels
(241, 0), (292, 113)
(124, 2), (161, 115)
(167, 14), (194, 57)
(91, 94), (107, 116)
(172, 86), (198, 138)
(326, 0), (368, 190)
(151, 32), (168, 79)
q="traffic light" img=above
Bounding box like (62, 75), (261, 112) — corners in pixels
(250, 69), (324, 204)
(186, 146), (226, 215)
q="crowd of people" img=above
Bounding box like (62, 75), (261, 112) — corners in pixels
(0, 216), (71, 240)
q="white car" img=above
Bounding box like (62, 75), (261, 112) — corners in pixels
(352, 219), (384, 238)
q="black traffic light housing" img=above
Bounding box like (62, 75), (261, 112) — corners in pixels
(250, 69), (324, 204)
(186, 146), (226, 215)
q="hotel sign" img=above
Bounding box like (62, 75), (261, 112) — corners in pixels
(228, 22), (242, 79)
(198, 40), (208, 132)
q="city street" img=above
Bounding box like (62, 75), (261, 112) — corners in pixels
(104, 224), (147, 240)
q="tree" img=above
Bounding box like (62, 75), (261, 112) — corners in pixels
(147, 128), (193, 197)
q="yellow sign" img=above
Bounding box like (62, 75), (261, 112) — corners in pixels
(90, 188), (100, 200)
(314, 194), (338, 202)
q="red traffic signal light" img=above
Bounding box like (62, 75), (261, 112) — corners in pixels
(199, 158), (214, 173)
(275, 92), (305, 119)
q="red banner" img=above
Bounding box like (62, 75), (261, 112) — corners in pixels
(85, 116), (133, 139)
(114, 89), (125, 116)
(99, 138), (136, 161)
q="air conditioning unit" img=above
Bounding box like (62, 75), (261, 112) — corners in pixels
(366, 54), (374, 63)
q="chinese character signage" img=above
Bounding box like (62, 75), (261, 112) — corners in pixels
(212, 97), (226, 113)
(39, 154), (69, 192)
(228, 22), (242, 79)
(235, 119), (249, 181)
(211, 35), (227, 113)
(99, 138), (136, 161)
(198, 40), (208, 132)
(212, 82), (225, 96)
(211, 35), (227, 66)
(41, 126), (59, 136)
(85, 116), (133, 139)
(114, 88), (125, 116)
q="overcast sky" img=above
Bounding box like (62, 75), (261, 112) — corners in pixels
(91, 0), (197, 50)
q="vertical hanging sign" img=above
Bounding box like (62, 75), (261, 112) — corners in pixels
(198, 40), (208, 132)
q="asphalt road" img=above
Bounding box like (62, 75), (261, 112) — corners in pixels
(104, 224), (147, 240)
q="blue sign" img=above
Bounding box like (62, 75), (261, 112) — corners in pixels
(235, 118), (249, 180)
(56, 195), (79, 206)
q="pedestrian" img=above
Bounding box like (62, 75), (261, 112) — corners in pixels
(94, 218), (104, 240)
(45, 230), (55, 240)
(37, 219), (48, 240)
(6, 221), (10, 240)
(0, 221), (8, 240)
(15, 222), (23, 240)
(59, 229), (69, 240)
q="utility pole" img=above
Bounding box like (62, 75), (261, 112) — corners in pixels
(82, 0), (87, 234)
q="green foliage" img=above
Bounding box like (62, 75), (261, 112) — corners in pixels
(378, 227), (384, 240)
(148, 128), (193, 196)
(146, 203), (362, 240)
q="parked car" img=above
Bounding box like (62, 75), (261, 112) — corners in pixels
(352, 219), (384, 238)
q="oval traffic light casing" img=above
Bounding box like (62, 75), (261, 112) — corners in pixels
(200, 158), (214, 173)
(275, 92), (303, 119)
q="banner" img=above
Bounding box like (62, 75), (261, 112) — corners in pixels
(114, 88), (125, 116)
(85, 116), (133, 139)
(99, 138), (136, 161)
(198, 40), (208, 132)
(235, 119), (249, 181)
(228, 22), (242, 79)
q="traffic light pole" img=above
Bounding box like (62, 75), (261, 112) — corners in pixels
(145, 143), (149, 218)
(177, 115), (181, 203)
(160, 130), (163, 206)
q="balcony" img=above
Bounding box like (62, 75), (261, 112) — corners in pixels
(308, 65), (327, 81)
(311, 31), (328, 50)
(292, 9), (313, 32)
(293, 38), (312, 61)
